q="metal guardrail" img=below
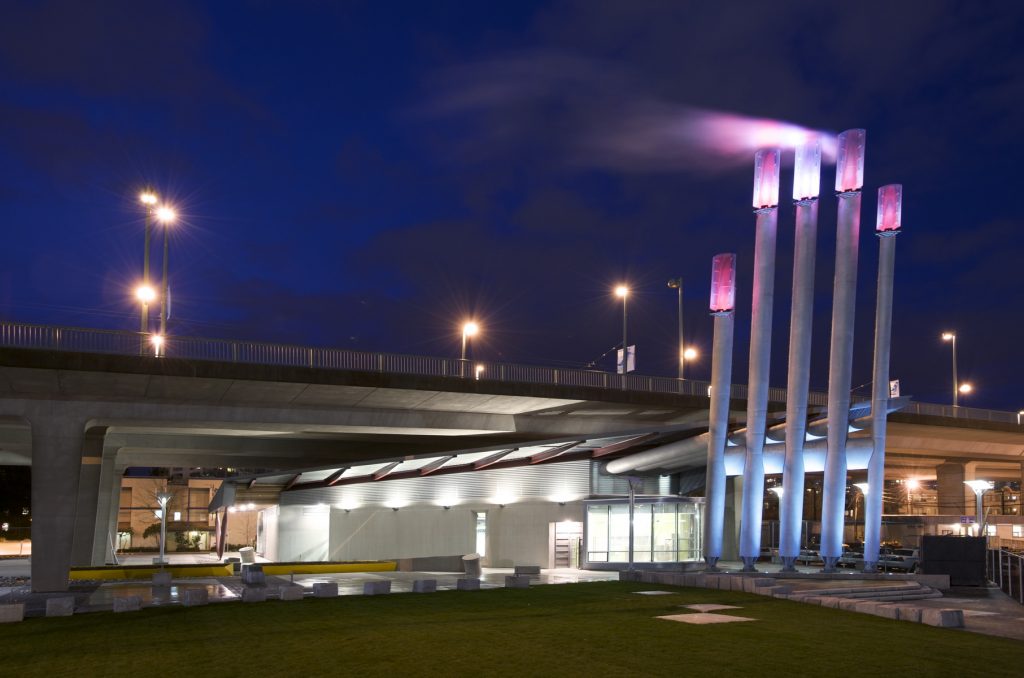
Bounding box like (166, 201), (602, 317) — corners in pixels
(988, 548), (1024, 605)
(0, 321), (1015, 424)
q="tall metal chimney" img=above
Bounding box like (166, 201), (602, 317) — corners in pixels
(739, 148), (780, 571)
(820, 128), (866, 571)
(779, 137), (822, 571)
(863, 184), (901, 571)
(704, 252), (737, 570)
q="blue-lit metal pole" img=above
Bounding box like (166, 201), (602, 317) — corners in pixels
(821, 129), (866, 572)
(704, 253), (736, 570)
(863, 184), (902, 571)
(740, 149), (780, 572)
(780, 139), (821, 571)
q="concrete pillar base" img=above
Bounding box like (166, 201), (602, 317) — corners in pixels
(863, 561), (878, 573)
(703, 557), (720, 571)
(821, 556), (839, 573)
(780, 557), (798, 572)
(740, 557), (759, 572)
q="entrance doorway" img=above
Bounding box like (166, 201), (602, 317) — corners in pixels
(550, 521), (583, 569)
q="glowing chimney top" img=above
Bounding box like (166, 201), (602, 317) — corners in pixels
(876, 184), (902, 235)
(709, 253), (737, 315)
(752, 148), (780, 210)
(792, 137), (822, 202)
(835, 129), (866, 193)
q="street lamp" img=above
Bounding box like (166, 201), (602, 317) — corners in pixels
(615, 285), (629, 377)
(941, 331), (959, 407)
(461, 321), (479, 376)
(156, 491), (173, 567)
(964, 480), (994, 536)
(155, 206), (176, 353)
(138, 191), (158, 352)
(667, 278), (685, 380)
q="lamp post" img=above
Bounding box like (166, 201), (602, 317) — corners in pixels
(138, 191), (158, 352)
(941, 332), (959, 407)
(155, 206), (176, 356)
(667, 278), (684, 380)
(461, 321), (479, 377)
(615, 285), (629, 378)
(156, 491), (173, 567)
(964, 480), (994, 536)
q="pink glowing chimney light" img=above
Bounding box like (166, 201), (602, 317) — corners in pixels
(792, 137), (821, 202)
(876, 184), (902, 233)
(709, 253), (737, 314)
(834, 128), (866, 193)
(752, 148), (780, 210)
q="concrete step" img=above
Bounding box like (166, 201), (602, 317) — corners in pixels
(804, 585), (928, 598)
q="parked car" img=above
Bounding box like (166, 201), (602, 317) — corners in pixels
(879, 548), (920, 572)
(838, 550), (863, 568)
(795, 549), (823, 565)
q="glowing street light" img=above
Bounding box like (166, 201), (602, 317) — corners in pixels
(154, 205), (176, 347)
(150, 333), (165, 357)
(614, 285), (629, 378)
(965, 479), (995, 535)
(940, 331), (960, 407)
(135, 285), (156, 304)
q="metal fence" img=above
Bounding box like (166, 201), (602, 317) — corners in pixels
(988, 548), (1024, 605)
(0, 320), (1014, 423)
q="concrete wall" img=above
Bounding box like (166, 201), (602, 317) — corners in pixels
(328, 506), (476, 562)
(484, 502), (583, 568)
(258, 505), (279, 560)
(277, 504), (330, 561)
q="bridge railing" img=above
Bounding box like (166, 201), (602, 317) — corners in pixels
(0, 320), (1012, 423)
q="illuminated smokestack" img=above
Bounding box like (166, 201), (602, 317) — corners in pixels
(779, 137), (821, 572)
(821, 129), (866, 571)
(876, 183), (902, 234)
(709, 253), (737, 313)
(704, 252), (736, 571)
(740, 148), (780, 572)
(792, 137), (822, 202)
(834, 128), (866, 193)
(753, 148), (781, 210)
(863, 184), (902, 571)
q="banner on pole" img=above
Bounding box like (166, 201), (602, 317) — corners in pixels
(889, 379), (900, 398)
(616, 346), (636, 374)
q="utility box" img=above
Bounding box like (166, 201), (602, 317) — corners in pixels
(920, 536), (986, 586)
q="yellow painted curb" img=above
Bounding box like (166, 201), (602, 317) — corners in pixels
(69, 564), (234, 581)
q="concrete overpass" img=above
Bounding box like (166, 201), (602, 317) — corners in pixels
(1, 322), (1022, 590)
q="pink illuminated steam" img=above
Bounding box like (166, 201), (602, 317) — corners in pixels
(876, 184), (902, 234)
(792, 137), (822, 202)
(834, 129), (866, 193)
(709, 253), (737, 315)
(752, 148), (780, 210)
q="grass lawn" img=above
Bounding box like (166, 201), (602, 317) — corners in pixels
(4, 581), (1022, 677)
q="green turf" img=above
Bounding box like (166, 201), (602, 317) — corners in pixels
(4, 582), (1022, 677)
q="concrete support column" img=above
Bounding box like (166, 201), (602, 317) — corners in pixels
(740, 207), (778, 571)
(780, 199), (818, 570)
(70, 429), (107, 566)
(29, 409), (87, 591)
(936, 463), (967, 515)
(703, 312), (734, 570)
(863, 232), (897, 570)
(90, 448), (122, 566)
(821, 189), (862, 570)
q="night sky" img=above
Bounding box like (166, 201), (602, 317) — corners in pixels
(1, 1), (1022, 410)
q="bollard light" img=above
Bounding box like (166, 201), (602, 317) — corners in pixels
(876, 184), (902, 234)
(835, 129), (866, 193)
(792, 137), (822, 203)
(752, 148), (781, 210)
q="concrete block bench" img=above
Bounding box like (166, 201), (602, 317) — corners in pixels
(183, 589), (209, 607)
(152, 571), (172, 586)
(413, 579), (437, 593)
(313, 582), (339, 598)
(363, 580), (392, 596)
(456, 578), (480, 591)
(514, 565), (541, 575)
(46, 597), (75, 617)
(279, 586), (304, 601)
(0, 603), (25, 623)
(505, 575), (530, 589)
(242, 587), (267, 603)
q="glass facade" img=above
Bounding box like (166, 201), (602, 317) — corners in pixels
(585, 499), (703, 567)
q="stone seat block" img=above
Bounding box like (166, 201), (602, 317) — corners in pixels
(895, 606), (922, 622)
(279, 586), (304, 601)
(922, 608), (964, 628)
(457, 578), (481, 591)
(113, 596), (142, 613)
(413, 579), (437, 593)
(313, 582), (339, 598)
(363, 580), (392, 596)
(505, 575), (530, 589)
(152, 571), (172, 586)
(46, 597), (75, 617)
(242, 587), (267, 603)
(514, 565), (541, 575)
(0, 604), (25, 623)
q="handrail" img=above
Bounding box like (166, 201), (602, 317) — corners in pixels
(0, 320), (1016, 423)
(988, 548), (1024, 606)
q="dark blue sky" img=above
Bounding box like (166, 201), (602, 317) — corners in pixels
(1, 1), (1022, 410)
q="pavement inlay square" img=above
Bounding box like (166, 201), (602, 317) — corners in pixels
(682, 604), (742, 612)
(657, 613), (756, 625)
(634, 590), (676, 595)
